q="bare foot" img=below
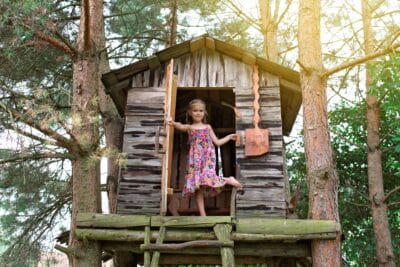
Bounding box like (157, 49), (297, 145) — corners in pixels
(223, 176), (243, 190)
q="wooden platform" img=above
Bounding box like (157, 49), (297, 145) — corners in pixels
(74, 213), (340, 265)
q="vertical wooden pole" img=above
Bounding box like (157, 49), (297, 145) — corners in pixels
(143, 226), (151, 267)
(214, 224), (235, 267)
(150, 226), (166, 267)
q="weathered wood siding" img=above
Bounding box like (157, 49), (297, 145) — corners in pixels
(118, 87), (164, 214)
(120, 48), (286, 217)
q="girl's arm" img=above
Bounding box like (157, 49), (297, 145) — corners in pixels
(209, 125), (236, 147)
(167, 117), (190, 132)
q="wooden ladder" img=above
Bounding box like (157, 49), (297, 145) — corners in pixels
(141, 220), (235, 267)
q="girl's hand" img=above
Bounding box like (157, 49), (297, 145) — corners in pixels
(228, 133), (237, 141)
(166, 117), (174, 126)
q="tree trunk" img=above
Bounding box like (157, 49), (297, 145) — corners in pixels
(298, 0), (341, 266)
(69, 0), (104, 266)
(167, 0), (178, 47)
(362, 1), (396, 266)
(259, 0), (278, 62)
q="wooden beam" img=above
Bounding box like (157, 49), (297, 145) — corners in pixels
(76, 213), (150, 228)
(190, 36), (206, 52)
(75, 229), (216, 242)
(232, 232), (337, 241)
(236, 218), (340, 235)
(280, 78), (302, 94)
(102, 241), (311, 258)
(205, 37), (215, 50)
(151, 216), (232, 228)
(141, 240), (233, 251)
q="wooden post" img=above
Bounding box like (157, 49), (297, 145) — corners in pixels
(143, 226), (151, 267)
(161, 59), (177, 215)
(150, 226), (166, 267)
(214, 223), (235, 267)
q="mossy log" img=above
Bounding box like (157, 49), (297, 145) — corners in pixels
(101, 241), (310, 258)
(140, 240), (233, 251)
(75, 229), (216, 242)
(151, 215), (232, 227)
(76, 213), (150, 228)
(75, 228), (336, 243)
(236, 218), (340, 235)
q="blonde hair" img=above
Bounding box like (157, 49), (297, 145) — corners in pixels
(186, 99), (208, 124)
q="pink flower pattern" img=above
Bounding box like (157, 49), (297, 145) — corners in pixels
(183, 127), (226, 197)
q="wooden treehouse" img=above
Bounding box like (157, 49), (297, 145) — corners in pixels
(76, 35), (340, 266)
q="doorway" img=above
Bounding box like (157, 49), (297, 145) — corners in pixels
(167, 88), (236, 216)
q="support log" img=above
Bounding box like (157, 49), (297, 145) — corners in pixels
(214, 223), (235, 267)
(141, 240), (233, 251)
(101, 241), (311, 257)
(76, 213), (150, 228)
(143, 226), (150, 267)
(236, 218), (340, 235)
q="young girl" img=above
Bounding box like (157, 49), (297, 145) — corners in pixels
(167, 99), (243, 216)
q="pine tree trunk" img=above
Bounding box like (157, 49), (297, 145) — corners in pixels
(69, 0), (104, 266)
(362, 1), (395, 265)
(298, 0), (341, 266)
(259, 0), (278, 62)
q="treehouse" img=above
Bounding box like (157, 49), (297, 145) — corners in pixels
(75, 35), (340, 266)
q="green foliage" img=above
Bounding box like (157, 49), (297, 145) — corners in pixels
(0, 151), (71, 266)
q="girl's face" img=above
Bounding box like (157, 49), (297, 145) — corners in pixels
(189, 103), (206, 123)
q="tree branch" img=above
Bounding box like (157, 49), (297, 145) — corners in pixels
(0, 103), (78, 152)
(83, 0), (91, 49)
(383, 186), (400, 203)
(322, 42), (400, 78)
(0, 152), (71, 165)
(343, 200), (369, 208)
(32, 29), (77, 58)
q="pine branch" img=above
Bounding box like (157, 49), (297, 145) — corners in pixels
(3, 122), (58, 146)
(322, 42), (400, 78)
(34, 29), (78, 58)
(83, 0), (91, 50)
(0, 104), (79, 153)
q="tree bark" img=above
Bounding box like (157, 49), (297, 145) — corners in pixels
(362, 1), (396, 266)
(298, 0), (341, 266)
(69, 0), (104, 266)
(167, 0), (178, 47)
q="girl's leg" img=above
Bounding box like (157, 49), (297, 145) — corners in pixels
(223, 176), (243, 190)
(195, 187), (206, 216)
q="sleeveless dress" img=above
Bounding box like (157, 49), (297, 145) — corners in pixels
(182, 126), (226, 197)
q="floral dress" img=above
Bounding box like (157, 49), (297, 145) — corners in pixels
(182, 126), (226, 197)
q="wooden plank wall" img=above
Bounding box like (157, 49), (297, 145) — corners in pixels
(118, 87), (165, 214)
(120, 48), (286, 217)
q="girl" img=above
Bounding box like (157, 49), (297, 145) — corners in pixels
(167, 99), (243, 216)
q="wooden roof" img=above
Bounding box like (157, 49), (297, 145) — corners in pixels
(102, 35), (302, 135)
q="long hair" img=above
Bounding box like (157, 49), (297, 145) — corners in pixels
(186, 99), (208, 124)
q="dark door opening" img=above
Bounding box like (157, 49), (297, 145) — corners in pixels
(167, 88), (236, 216)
